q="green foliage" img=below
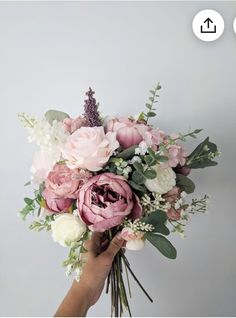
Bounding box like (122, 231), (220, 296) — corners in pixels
(176, 174), (195, 194)
(116, 146), (137, 160)
(62, 231), (89, 278)
(141, 210), (169, 235)
(19, 183), (45, 220)
(29, 215), (54, 232)
(138, 83), (161, 123)
(186, 137), (219, 168)
(132, 171), (145, 185)
(44, 109), (69, 124)
(129, 180), (146, 193)
(145, 233), (177, 259)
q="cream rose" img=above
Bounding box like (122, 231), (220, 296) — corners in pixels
(145, 164), (176, 194)
(126, 239), (145, 251)
(51, 214), (86, 247)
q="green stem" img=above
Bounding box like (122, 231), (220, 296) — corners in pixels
(121, 253), (153, 303)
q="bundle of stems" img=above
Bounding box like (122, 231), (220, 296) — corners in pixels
(105, 230), (153, 317)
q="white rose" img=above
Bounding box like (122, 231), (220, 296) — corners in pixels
(145, 164), (176, 194)
(126, 239), (145, 251)
(51, 214), (86, 247)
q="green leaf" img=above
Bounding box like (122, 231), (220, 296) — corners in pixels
(132, 171), (146, 184)
(176, 174), (195, 194)
(144, 168), (156, 179)
(155, 155), (168, 162)
(24, 181), (31, 186)
(188, 159), (218, 169)
(117, 146), (137, 160)
(144, 155), (156, 166)
(44, 110), (69, 124)
(148, 147), (156, 158)
(154, 224), (170, 235)
(141, 210), (167, 225)
(147, 111), (156, 117)
(24, 197), (34, 205)
(145, 233), (177, 259)
(133, 162), (144, 174)
(129, 180), (146, 192)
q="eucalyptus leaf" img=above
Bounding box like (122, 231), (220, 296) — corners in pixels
(44, 109), (69, 124)
(176, 174), (195, 194)
(144, 169), (157, 179)
(24, 197), (34, 205)
(117, 146), (137, 160)
(147, 112), (156, 117)
(132, 171), (146, 184)
(141, 210), (167, 225)
(129, 180), (146, 192)
(133, 162), (144, 174)
(145, 233), (177, 259)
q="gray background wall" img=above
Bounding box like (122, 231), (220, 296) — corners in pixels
(0, 1), (236, 316)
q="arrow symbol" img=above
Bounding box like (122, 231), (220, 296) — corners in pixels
(204, 17), (213, 28)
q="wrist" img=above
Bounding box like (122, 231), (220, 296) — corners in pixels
(71, 280), (91, 314)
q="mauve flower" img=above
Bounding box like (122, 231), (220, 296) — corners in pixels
(63, 116), (87, 134)
(174, 165), (191, 176)
(45, 164), (92, 199)
(77, 173), (142, 232)
(166, 207), (181, 221)
(62, 126), (119, 171)
(163, 186), (181, 203)
(42, 188), (73, 213)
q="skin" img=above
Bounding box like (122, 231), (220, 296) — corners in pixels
(54, 232), (124, 317)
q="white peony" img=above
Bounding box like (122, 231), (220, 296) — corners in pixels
(126, 239), (145, 251)
(51, 214), (86, 247)
(145, 164), (176, 194)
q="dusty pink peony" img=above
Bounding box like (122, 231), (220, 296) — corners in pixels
(106, 117), (165, 149)
(42, 188), (73, 213)
(45, 164), (92, 199)
(166, 207), (181, 221)
(62, 126), (119, 171)
(120, 228), (144, 241)
(77, 172), (142, 231)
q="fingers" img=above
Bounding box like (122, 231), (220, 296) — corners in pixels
(84, 232), (104, 256)
(102, 234), (124, 261)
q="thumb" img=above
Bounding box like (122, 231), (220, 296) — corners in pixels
(102, 234), (124, 261)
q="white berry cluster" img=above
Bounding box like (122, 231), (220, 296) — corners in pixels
(141, 193), (171, 214)
(123, 218), (154, 232)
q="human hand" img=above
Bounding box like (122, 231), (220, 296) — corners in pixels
(54, 232), (124, 317)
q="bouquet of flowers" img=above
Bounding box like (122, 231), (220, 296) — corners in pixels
(19, 85), (219, 316)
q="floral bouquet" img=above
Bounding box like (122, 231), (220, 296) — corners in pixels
(19, 85), (219, 316)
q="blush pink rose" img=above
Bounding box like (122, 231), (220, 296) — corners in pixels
(166, 207), (181, 221)
(62, 126), (119, 172)
(77, 172), (142, 232)
(120, 228), (144, 241)
(42, 188), (73, 213)
(63, 116), (87, 134)
(45, 164), (92, 199)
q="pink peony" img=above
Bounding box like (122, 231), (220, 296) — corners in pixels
(42, 188), (73, 213)
(45, 163), (92, 199)
(120, 228), (144, 241)
(63, 116), (87, 134)
(62, 126), (119, 171)
(166, 207), (181, 221)
(77, 172), (142, 232)
(105, 117), (165, 149)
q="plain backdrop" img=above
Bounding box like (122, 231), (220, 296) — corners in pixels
(0, 1), (236, 317)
